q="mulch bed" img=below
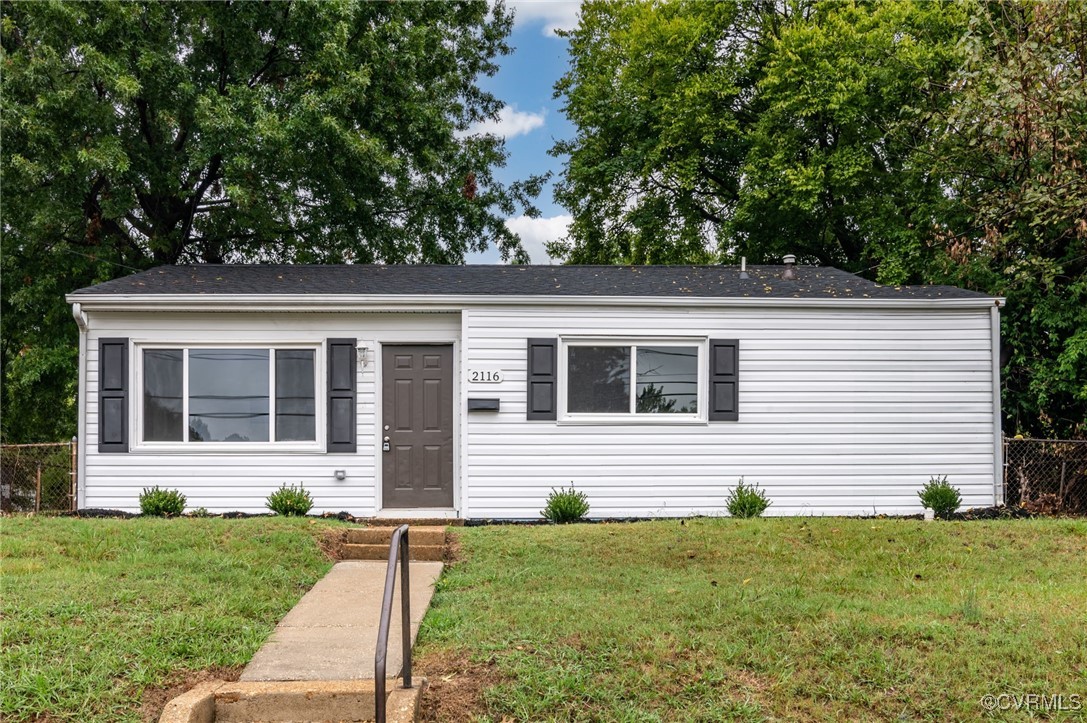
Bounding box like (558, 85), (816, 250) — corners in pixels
(50, 504), (1049, 523)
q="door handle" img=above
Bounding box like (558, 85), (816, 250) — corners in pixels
(382, 436), (390, 453)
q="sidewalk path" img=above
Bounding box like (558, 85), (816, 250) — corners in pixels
(240, 560), (444, 682)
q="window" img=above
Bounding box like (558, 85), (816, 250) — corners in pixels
(565, 342), (700, 416)
(141, 347), (317, 444)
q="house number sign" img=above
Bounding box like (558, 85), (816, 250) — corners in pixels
(468, 367), (503, 383)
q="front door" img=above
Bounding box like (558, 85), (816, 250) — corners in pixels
(381, 344), (455, 509)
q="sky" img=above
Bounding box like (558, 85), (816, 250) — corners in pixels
(465, 1), (582, 265)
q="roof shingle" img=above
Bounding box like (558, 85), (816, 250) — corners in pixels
(70, 264), (991, 300)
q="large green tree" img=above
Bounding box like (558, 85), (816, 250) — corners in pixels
(551, 0), (966, 270)
(1, 0), (540, 442)
(914, 0), (1087, 438)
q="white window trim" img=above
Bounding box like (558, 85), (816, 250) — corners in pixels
(557, 336), (708, 425)
(132, 342), (325, 453)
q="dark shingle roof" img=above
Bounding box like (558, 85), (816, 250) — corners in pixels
(70, 264), (991, 300)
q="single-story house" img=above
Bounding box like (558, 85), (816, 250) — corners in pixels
(66, 262), (1004, 519)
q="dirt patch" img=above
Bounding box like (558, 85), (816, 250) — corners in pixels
(953, 504), (1034, 520)
(443, 529), (464, 565)
(137, 665), (244, 722)
(318, 526), (349, 560)
(415, 649), (505, 722)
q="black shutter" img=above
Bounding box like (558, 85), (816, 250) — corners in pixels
(327, 338), (357, 452)
(526, 338), (557, 420)
(98, 338), (129, 452)
(708, 339), (739, 422)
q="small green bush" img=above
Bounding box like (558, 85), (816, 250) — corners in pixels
(266, 483), (314, 516)
(188, 507), (211, 518)
(919, 475), (962, 519)
(726, 478), (771, 518)
(139, 486), (187, 517)
(542, 485), (590, 523)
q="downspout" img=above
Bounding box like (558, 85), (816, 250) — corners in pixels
(71, 303), (89, 510)
(990, 301), (1004, 506)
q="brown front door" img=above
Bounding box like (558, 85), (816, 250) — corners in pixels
(382, 344), (455, 509)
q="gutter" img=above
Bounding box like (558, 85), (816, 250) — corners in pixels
(65, 293), (1006, 313)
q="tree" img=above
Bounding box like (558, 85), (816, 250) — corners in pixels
(550, 0), (966, 271)
(1, 0), (541, 442)
(916, 0), (1087, 438)
(551, 0), (768, 264)
(734, 0), (966, 272)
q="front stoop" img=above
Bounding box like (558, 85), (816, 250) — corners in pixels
(159, 679), (426, 723)
(340, 527), (447, 561)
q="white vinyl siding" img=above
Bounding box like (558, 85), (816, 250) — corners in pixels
(83, 311), (459, 514)
(463, 306), (997, 518)
(80, 302), (998, 518)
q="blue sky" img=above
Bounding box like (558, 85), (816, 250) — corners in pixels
(466, 1), (582, 264)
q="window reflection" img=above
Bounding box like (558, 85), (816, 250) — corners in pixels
(636, 347), (698, 413)
(188, 349), (270, 442)
(276, 350), (316, 441)
(568, 346), (631, 413)
(144, 349), (183, 441)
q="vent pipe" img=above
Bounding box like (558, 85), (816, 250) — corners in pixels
(739, 257), (749, 279)
(782, 254), (797, 280)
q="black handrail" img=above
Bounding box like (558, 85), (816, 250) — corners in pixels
(374, 524), (412, 723)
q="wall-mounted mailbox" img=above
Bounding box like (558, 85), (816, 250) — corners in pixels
(467, 398), (500, 412)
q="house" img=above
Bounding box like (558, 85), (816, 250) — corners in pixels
(66, 262), (1004, 518)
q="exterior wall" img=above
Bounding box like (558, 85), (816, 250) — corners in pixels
(81, 311), (459, 514)
(80, 303), (999, 518)
(462, 306), (998, 518)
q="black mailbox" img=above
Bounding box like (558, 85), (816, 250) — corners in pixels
(467, 398), (500, 412)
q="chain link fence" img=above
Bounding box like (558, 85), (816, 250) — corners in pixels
(1, 440), (77, 513)
(1004, 437), (1087, 515)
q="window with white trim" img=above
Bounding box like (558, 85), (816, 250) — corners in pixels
(565, 342), (701, 416)
(142, 347), (317, 443)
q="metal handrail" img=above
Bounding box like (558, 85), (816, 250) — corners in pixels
(374, 524), (412, 723)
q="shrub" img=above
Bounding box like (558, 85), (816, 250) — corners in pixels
(188, 507), (211, 518)
(139, 486), (187, 517)
(726, 478), (771, 518)
(266, 483), (314, 516)
(918, 475), (962, 519)
(541, 485), (590, 523)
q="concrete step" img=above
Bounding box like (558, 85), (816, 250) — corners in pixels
(341, 543), (445, 561)
(346, 526), (446, 546)
(160, 679), (425, 723)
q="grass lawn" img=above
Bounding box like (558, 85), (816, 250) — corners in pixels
(1, 516), (341, 722)
(417, 518), (1087, 722)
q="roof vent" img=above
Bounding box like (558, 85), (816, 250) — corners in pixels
(782, 254), (797, 280)
(739, 257), (750, 279)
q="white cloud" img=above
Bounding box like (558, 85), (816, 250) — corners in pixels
(506, 0), (581, 37)
(466, 106), (547, 140)
(505, 214), (572, 264)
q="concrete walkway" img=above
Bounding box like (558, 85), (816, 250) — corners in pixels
(240, 560), (444, 682)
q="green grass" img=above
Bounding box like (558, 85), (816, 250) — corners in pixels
(0, 516), (340, 722)
(417, 519), (1087, 722)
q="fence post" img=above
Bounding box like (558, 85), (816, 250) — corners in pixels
(70, 437), (78, 512)
(35, 462), (42, 514)
(1058, 460), (1067, 511)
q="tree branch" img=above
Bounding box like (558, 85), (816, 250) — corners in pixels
(178, 155), (224, 248)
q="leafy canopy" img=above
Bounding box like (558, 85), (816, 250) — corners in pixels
(551, 0), (965, 271)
